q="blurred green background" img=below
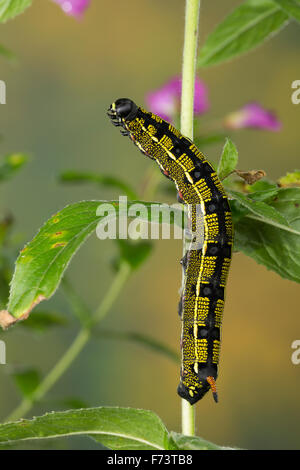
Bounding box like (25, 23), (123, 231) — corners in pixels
(0, 0), (299, 450)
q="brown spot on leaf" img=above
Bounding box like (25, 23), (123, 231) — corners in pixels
(47, 230), (67, 239)
(0, 310), (16, 330)
(235, 169), (266, 185)
(49, 231), (66, 239)
(52, 242), (67, 249)
(0, 295), (46, 330)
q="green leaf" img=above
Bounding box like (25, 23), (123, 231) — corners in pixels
(229, 189), (299, 235)
(169, 432), (233, 450)
(0, 407), (170, 450)
(60, 171), (138, 200)
(20, 311), (68, 333)
(114, 239), (152, 271)
(234, 188), (300, 283)
(247, 187), (279, 202)
(272, 0), (300, 22)
(0, 201), (102, 328)
(278, 170), (300, 187)
(247, 179), (279, 198)
(217, 138), (238, 181)
(11, 368), (40, 398)
(95, 329), (180, 364)
(247, 179), (278, 193)
(0, 200), (184, 328)
(198, 0), (289, 68)
(0, 154), (28, 182)
(224, 178), (279, 202)
(0, 0), (32, 23)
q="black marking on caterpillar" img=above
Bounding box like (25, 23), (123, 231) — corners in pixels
(108, 98), (233, 404)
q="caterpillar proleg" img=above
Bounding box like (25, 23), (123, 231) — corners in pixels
(108, 98), (233, 405)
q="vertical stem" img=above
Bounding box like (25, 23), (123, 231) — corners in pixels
(180, 0), (201, 437)
(92, 262), (131, 325)
(181, 0), (201, 139)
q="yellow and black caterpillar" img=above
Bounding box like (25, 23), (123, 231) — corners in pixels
(108, 98), (233, 404)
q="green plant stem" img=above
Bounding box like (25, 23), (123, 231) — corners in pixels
(5, 262), (131, 423)
(141, 167), (162, 201)
(181, 0), (201, 138)
(92, 262), (131, 325)
(180, 0), (201, 437)
(181, 399), (196, 436)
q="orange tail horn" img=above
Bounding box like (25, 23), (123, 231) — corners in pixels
(207, 376), (218, 403)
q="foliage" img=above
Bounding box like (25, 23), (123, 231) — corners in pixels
(0, 0), (31, 23)
(198, 0), (299, 67)
(0, 407), (229, 450)
(1, 0), (300, 451)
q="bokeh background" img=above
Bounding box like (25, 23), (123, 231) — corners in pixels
(0, 0), (299, 450)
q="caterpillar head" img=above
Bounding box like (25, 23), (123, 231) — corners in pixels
(177, 381), (210, 405)
(177, 374), (218, 405)
(107, 98), (138, 127)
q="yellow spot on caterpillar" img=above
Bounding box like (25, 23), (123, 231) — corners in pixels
(185, 172), (194, 184)
(195, 297), (210, 323)
(147, 124), (157, 135)
(225, 212), (233, 237)
(159, 134), (174, 150)
(168, 123), (181, 138)
(177, 154), (194, 171)
(214, 299), (224, 328)
(189, 390), (194, 397)
(220, 258), (231, 287)
(150, 112), (163, 123)
(205, 214), (219, 241)
(201, 256), (217, 283)
(194, 178), (212, 201)
(212, 340), (221, 364)
(196, 339), (208, 362)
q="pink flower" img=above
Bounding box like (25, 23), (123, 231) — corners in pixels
(145, 75), (209, 122)
(224, 103), (281, 131)
(52, 0), (90, 17)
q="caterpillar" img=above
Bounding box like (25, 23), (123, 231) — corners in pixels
(107, 98), (233, 404)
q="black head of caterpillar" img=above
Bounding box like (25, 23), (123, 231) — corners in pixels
(107, 98), (138, 128)
(178, 368), (218, 405)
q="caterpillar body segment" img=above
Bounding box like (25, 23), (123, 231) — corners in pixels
(108, 98), (233, 404)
